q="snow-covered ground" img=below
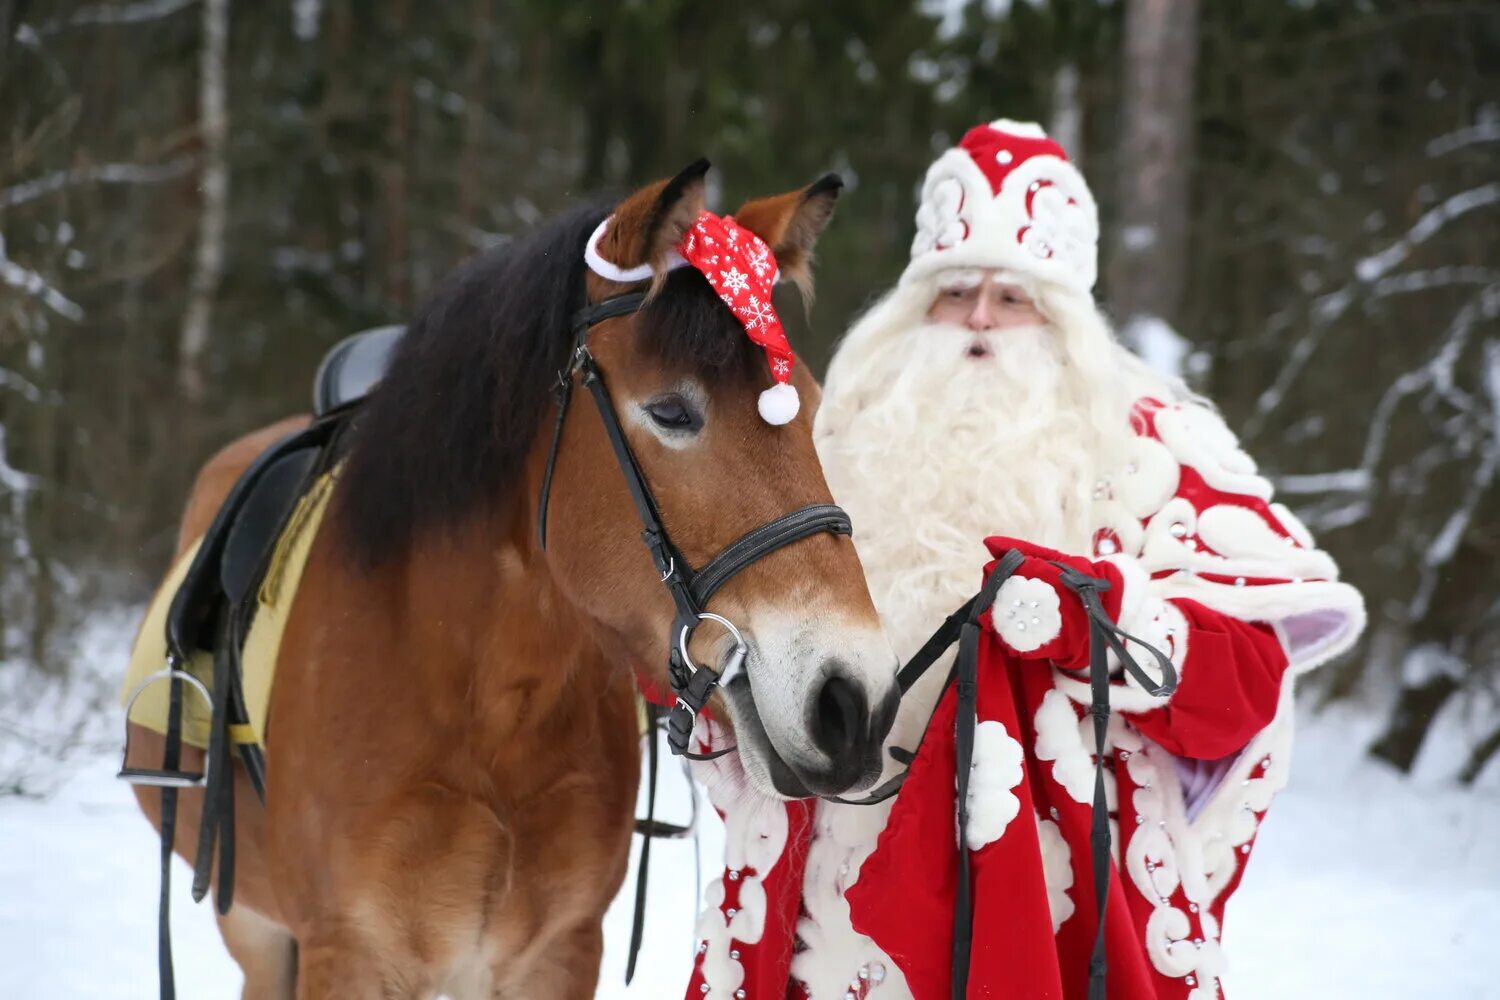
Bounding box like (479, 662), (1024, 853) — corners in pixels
(1, 616), (1495, 997)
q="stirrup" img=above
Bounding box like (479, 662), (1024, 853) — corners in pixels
(118, 663), (212, 787)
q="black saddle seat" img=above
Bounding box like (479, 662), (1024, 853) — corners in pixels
(313, 325), (404, 415)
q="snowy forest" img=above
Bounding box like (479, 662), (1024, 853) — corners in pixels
(4, 0), (1495, 789)
(2, 1), (1498, 995)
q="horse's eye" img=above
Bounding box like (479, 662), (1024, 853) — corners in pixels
(644, 394), (701, 432)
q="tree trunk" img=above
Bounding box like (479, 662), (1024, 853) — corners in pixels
(1368, 674), (1460, 774)
(455, 0), (490, 261)
(382, 0), (412, 311)
(177, 0), (230, 401)
(1459, 725), (1500, 785)
(1107, 0), (1199, 345)
(1049, 62), (1083, 168)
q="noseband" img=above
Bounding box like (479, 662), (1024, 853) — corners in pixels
(536, 289), (853, 761)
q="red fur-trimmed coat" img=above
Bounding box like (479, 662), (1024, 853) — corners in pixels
(685, 399), (1364, 1000)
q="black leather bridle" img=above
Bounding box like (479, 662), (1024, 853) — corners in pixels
(536, 289), (854, 762)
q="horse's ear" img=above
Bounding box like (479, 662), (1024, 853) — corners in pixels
(596, 158), (710, 292)
(733, 173), (844, 302)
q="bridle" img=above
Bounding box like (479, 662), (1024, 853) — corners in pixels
(535, 288), (854, 762)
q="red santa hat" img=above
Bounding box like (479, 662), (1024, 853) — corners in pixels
(585, 210), (801, 425)
(902, 119), (1099, 298)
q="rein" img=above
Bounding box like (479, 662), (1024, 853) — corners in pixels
(537, 290), (854, 762)
(832, 550), (1178, 1000)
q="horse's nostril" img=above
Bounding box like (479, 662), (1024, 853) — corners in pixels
(813, 673), (868, 758)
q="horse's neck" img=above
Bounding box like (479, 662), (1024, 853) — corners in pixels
(388, 506), (615, 767)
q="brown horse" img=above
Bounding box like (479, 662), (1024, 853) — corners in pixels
(125, 164), (899, 998)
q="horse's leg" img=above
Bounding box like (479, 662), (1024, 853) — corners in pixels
(218, 904), (298, 1000)
(294, 925), (410, 1000)
(493, 919), (605, 1000)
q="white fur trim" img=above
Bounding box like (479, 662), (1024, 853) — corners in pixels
(990, 118), (1049, 139)
(793, 800), (912, 999)
(757, 381), (800, 425)
(1155, 575), (1366, 675)
(991, 576), (1062, 652)
(964, 720), (1025, 850)
(583, 215), (689, 283)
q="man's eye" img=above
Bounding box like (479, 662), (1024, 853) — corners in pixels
(645, 394), (701, 431)
(945, 288), (971, 299)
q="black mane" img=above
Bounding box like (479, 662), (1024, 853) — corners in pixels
(334, 200), (760, 565)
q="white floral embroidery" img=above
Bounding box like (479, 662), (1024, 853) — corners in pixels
(911, 176), (967, 255)
(964, 721), (1025, 850)
(991, 576), (1062, 653)
(1033, 689), (1095, 805)
(1035, 815), (1076, 931)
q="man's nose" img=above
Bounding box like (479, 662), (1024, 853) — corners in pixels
(967, 295), (996, 331)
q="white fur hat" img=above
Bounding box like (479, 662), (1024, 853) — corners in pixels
(901, 119), (1098, 296)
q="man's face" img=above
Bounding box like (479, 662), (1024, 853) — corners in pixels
(926, 269), (1044, 339)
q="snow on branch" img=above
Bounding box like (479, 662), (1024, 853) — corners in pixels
(40, 0), (199, 33)
(0, 368), (50, 404)
(1373, 266), (1500, 299)
(0, 426), (38, 494)
(1361, 284), (1500, 476)
(0, 158), (193, 209)
(1273, 469), (1372, 494)
(1355, 183), (1500, 284)
(0, 234), (83, 321)
(1427, 121), (1500, 157)
(1250, 186), (1500, 435)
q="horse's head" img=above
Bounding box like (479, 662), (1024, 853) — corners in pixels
(537, 163), (899, 799)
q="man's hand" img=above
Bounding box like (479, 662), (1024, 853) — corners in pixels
(979, 536), (1127, 669)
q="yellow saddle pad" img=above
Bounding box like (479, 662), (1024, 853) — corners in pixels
(120, 470), (339, 751)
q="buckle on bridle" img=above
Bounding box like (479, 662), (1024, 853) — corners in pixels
(677, 612), (748, 689)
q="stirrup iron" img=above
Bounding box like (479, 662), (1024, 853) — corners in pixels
(118, 662), (212, 787)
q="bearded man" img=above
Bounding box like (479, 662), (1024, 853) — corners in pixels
(683, 120), (1365, 1000)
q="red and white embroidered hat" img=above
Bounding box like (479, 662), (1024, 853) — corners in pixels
(901, 119), (1099, 296)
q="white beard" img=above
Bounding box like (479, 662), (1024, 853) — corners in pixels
(794, 284), (1179, 999)
(819, 321), (1097, 655)
(813, 282), (1157, 758)
(798, 283), (1182, 1000)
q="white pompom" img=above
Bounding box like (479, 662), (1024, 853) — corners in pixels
(757, 382), (800, 425)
